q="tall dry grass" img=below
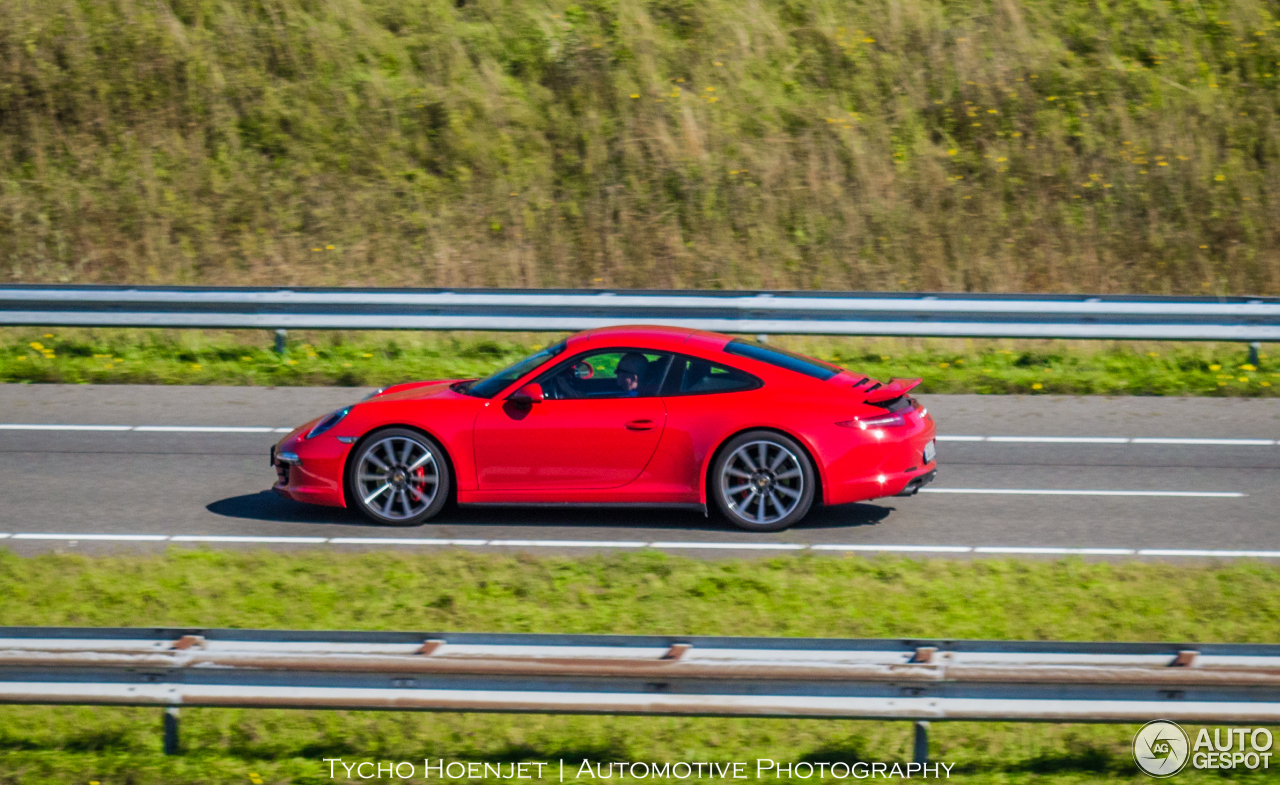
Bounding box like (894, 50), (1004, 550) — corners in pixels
(2, 0), (1279, 293)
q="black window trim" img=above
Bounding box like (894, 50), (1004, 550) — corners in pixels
(661, 353), (763, 397)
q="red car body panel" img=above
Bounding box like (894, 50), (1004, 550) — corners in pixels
(273, 326), (937, 512)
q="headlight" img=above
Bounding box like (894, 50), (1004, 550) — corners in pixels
(307, 406), (351, 439)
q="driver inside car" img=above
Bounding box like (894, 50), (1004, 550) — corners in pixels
(545, 352), (651, 399)
(614, 352), (649, 397)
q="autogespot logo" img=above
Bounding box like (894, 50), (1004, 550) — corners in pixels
(1133, 720), (1191, 778)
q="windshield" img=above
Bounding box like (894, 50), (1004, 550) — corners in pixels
(723, 338), (843, 381)
(465, 342), (567, 398)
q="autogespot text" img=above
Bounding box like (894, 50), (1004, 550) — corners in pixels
(1190, 727), (1274, 771)
(323, 759), (957, 779)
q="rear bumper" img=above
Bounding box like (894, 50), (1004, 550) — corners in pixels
(823, 424), (938, 505)
(827, 463), (937, 504)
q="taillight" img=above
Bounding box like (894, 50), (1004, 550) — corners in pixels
(836, 412), (907, 429)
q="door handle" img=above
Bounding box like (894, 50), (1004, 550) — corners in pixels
(626, 419), (656, 431)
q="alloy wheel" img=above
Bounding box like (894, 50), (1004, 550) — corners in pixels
(718, 440), (805, 525)
(354, 434), (440, 521)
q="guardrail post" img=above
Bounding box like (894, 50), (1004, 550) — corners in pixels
(912, 721), (929, 764)
(163, 707), (179, 755)
(1250, 342), (1261, 366)
(274, 329), (287, 354)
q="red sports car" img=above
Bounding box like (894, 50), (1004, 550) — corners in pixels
(272, 326), (937, 531)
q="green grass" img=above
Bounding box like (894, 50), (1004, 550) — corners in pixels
(2, 327), (1277, 396)
(4, 0), (1280, 294)
(0, 548), (1278, 783)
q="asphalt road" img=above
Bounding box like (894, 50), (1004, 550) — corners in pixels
(1, 385), (1278, 557)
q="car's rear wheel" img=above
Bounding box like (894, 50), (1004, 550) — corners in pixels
(347, 428), (450, 525)
(711, 430), (816, 532)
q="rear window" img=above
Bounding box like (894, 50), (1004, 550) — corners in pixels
(723, 339), (842, 381)
(662, 356), (760, 396)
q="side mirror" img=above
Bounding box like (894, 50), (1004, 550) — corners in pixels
(509, 382), (544, 404)
(572, 361), (595, 380)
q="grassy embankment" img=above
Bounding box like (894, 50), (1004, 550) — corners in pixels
(0, 549), (1278, 783)
(1, 328), (1276, 396)
(4, 0), (1280, 294)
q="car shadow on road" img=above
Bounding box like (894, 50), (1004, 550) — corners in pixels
(207, 491), (356, 524)
(790, 502), (894, 530)
(207, 491), (894, 532)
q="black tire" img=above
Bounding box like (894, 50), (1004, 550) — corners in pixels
(346, 428), (451, 526)
(710, 430), (816, 532)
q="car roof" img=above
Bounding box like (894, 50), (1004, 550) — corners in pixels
(572, 324), (703, 351)
(569, 325), (856, 390)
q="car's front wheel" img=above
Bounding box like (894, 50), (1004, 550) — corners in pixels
(711, 430), (816, 532)
(347, 428), (450, 525)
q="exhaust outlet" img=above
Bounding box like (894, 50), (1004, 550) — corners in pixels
(895, 469), (937, 497)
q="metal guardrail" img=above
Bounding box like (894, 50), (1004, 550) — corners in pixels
(1, 285), (1279, 341)
(2, 627), (1278, 757)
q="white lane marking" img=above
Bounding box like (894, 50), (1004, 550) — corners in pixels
(1130, 437), (1276, 446)
(986, 436), (1131, 444)
(11, 533), (169, 541)
(649, 542), (808, 550)
(0, 424), (133, 431)
(921, 488), (1245, 498)
(328, 537), (488, 546)
(133, 426), (277, 433)
(810, 544), (973, 553)
(5, 533), (1280, 558)
(0, 424), (285, 433)
(935, 435), (986, 442)
(168, 535), (328, 543)
(973, 546), (1136, 555)
(1138, 549), (1280, 558)
(487, 539), (648, 548)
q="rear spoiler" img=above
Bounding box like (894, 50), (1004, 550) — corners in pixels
(863, 377), (922, 404)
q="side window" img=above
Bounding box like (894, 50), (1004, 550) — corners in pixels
(661, 355), (761, 396)
(537, 350), (673, 400)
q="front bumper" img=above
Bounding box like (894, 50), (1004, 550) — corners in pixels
(270, 433), (350, 507)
